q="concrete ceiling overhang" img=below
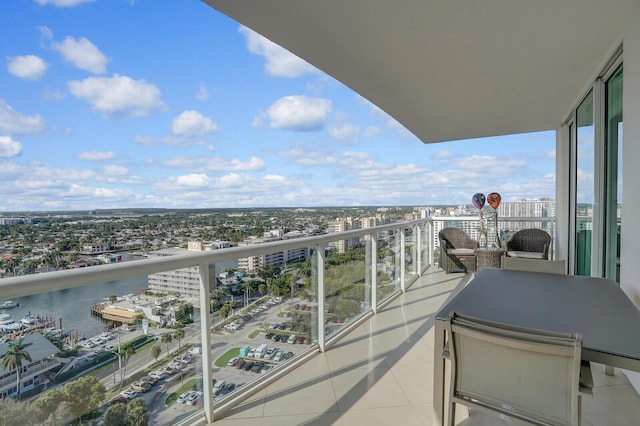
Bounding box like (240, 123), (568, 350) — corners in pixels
(202, 1), (640, 144)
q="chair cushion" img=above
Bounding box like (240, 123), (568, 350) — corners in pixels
(507, 251), (544, 259)
(448, 248), (475, 255)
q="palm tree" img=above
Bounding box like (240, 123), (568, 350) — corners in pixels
(0, 338), (33, 400)
(150, 343), (161, 364)
(120, 344), (135, 381)
(160, 333), (172, 356)
(174, 328), (185, 350)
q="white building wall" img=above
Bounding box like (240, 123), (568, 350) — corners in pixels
(621, 11), (640, 391)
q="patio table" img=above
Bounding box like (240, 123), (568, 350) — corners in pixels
(432, 268), (640, 425)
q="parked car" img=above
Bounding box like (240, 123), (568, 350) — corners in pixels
(149, 370), (165, 380)
(235, 358), (246, 369)
(264, 347), (277, 360)
(283, 351), (294, 360)
(186, 391), (201, 405)
(131, 381), (152, 393)
(265, 332), (275, 339)
(273, 350), (284, 362)
(287, 334), (297, 344)
(213, 380), (225, 395)
(242, 361), (254, 371)
(188, 346), (202, 355)
(227, 356), (239, 367)
(141, 375), (158, 385)
(177, 391), (191, 404)
(220, 383), (236, 395)
(162, 366), (178, 375)
(120, 389), (138, 400)
(251, 360), (264, 373)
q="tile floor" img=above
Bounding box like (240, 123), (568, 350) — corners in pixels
(210, 267), (640, 425)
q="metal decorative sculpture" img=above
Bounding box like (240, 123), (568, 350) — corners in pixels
(472, 193), (488, 247)
(487, 192), (501, 247)
(473, 192), (502, 248)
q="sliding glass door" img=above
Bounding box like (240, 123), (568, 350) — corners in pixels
(604, 66), (623, 283)
(574, 90), (594, 276)
(570, 63), (622, 281)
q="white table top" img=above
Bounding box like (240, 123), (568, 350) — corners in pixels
(436, 268), (640, 371)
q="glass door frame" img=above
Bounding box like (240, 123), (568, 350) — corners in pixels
(564, 49), (622, 279)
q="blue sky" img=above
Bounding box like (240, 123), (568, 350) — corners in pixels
(0, 0), (556, 212)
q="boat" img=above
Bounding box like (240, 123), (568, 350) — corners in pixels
(0, 300), (19, 309)
(0, 318), (23, 332)
(20, 314), (37, 326)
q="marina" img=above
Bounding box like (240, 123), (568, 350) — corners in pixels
(2, 273), (148, 343)
(0, 312), (58, 342)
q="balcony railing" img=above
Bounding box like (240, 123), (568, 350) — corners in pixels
(0, 218), (433, 424)
(0, 215), (557, 424)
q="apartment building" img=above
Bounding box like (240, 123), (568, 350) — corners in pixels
(147, 244), (216, 299)
(237, 231), (310, 272)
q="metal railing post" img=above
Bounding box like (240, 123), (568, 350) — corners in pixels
(199, 261), (214, 423)
(414, 224), (421, 276)
(400, 228), (406, 292)
(316, 246), (326, 352)
(371, 234), (378, 314)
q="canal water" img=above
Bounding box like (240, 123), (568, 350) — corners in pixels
(7, 275), (149, 339)
(3, 257), (237, 339)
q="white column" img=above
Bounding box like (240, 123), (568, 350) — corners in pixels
(316, 247), (326, 352)
(199, 261), (214, 423)
(621, 12), (640, 392)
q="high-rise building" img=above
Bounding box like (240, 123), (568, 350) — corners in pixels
(147, 243), (217, 299)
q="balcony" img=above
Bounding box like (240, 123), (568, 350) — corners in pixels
(0, 218), (638, 425)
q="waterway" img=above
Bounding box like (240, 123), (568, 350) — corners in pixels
(2, 257), (238, 339)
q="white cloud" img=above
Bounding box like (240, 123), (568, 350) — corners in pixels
(7, 55), (48, 80)
(68, 74), (166, 119)
(162, 155), (265, 172)
(38, 26), (53, 40)
(103, 164), (128, 176)
(174, 173), (211, 187)
(363, 126), (380, 138)
(267, 95), (331, 131)
(0, 136), (22, 158)
(251, 111), (266, 129)
(171, 110), (219, 137)
(328, 122), (360, 144)
(133, 135), (153, 146)
(0, 99), (45, 135)
(195, 83), (210, 101)
(239, 26), (317, 78)
(52, 36), (108, 74)
(36, 0), (95, 8)
(76, 151), (117, 161)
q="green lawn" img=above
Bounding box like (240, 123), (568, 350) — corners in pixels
(214, 347), (241, 367)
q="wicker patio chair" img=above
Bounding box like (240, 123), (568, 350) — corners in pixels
(505, 229), (551, 260)
(438, 228), (478, 273)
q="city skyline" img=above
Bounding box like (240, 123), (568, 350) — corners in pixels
(1, 0), (556, 212)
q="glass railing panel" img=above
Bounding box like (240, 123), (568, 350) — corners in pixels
(421, 222), (431, 270)
(323, 244), (368, 338)
(0, 218), (432, 424)
(404, 227), (415, 285)
(0, 270), (204, 426)
(209, 252), (315, 406)
(376, 229), (401, 303)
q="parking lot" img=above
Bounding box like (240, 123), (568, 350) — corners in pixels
(208, 297), (311, 397)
